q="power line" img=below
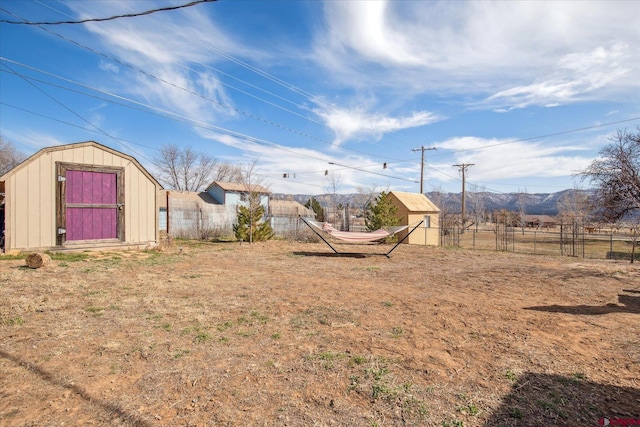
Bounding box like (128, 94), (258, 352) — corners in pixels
(4, 7), (638, 191)
(2, 7), (427, 163)
(0, 101), (162, 153)
(0, 62), (152, 163)
(1, 65), (419, 185)
(0, 0), (217, 25)
(2, 16), (404, 163)
(429, 117), (640, 158)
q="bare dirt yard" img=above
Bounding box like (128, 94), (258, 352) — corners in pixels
(1, 240), (639, 427)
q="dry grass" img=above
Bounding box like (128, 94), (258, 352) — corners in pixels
(1, 240), (639, 426)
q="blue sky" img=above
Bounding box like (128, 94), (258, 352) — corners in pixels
(1, 0), (639, 195)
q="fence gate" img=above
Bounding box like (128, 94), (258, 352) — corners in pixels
(440, 227), (460, 247)
(560, 219), (584, 257)
(495, 222), (514, 251)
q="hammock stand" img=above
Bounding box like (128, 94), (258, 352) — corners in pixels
(299, 216), (424, 258)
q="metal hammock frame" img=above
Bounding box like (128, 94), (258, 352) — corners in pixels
(299, 216), (424, 258)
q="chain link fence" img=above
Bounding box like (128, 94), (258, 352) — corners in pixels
(442, 221), (638, 261)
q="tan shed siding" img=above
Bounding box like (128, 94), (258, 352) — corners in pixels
(25, 155), (46, 247)
(40, 154), (55, 247)
(14, 166), (30, 248)
(407, 214), (421, 245)
(146, 179), (158, 241)
(123, 161), (157, 243)
(124, 163), (132, 241)
(126, 163), (138, 242)
(26, 159), (41, 248)
(148, 179), (158, 241)
(6, 175), (16, 249)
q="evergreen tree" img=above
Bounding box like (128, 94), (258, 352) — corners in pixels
(365, 191), (400, 232)
(305, 198), (325, 222)
(233, 203), (274, 242)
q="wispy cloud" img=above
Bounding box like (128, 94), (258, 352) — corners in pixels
(313, 1), (639, 101)
(487, 43), (632, 110)
(13, 130), (68, 150)
(313, 104), (441, 147)
(435, 137), (594, 183)
(68, 1), (248, 126)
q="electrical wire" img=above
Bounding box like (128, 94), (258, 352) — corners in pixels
(0, 0), (217, 25)
(1, 64), (421, 185)
(7, 16), (405, 162)
(0, 62), (152, 163)
(0, 101), (162, 152)
(2, 6), (425, 164)
(3, 6), (638, 192)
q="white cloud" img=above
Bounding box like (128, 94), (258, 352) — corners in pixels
(434, 136), (594, 184)
(314, 1), (640, 101)
(68, 1), (250, 126)
(487, 43), (633, 110)
(13, 131), (68, 150)
(198, 129), (401, 193)
(98, 60), (119, 74)
(313, 104), (441, 147)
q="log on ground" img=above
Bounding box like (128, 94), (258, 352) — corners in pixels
(25, 252), (51, 269)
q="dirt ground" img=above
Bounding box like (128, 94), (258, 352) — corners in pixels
(1, 240), (639, 427)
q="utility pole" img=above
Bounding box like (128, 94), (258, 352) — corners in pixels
(453, 163), (474, 233)
(412, 146), (436, 194)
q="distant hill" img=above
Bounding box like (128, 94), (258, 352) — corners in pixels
(272, 189), (595, 217)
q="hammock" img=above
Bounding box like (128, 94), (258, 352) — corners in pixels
(299, 217), (424, 258)
(306, 220), (409, 242)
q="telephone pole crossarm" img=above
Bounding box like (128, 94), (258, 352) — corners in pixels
(412, 146), (437, 194)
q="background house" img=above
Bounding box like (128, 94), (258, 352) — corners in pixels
(388, 191), (441, 246)
(206, 181), (269, 208)
(522, 214), (558, 229)
(0, 141), (160, 252)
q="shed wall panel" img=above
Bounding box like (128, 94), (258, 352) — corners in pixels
(40, 156), (55, 247)
(26, 157), (43, 248)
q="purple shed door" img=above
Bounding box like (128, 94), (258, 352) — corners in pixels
(65, 170), (118, 241)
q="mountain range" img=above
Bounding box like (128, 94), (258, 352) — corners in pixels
(273, 189), (594, 217)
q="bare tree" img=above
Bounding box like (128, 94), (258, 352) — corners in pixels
(556, 187), (591, 223)
(214, 162), (243, 183)
(0, 136), (26, 176)
(517, 187), (528, 234)
(354, 184), (379, 220)
(580, 128), (640, 222)
(153, 143), (216, 191)
(429, 186), (456, 231)
(467, 184), (486, 232)
(324, 173), (342, 226)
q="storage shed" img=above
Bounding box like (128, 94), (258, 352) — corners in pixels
(0, 141), (161, 252)
(388, 191), (440, 246)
